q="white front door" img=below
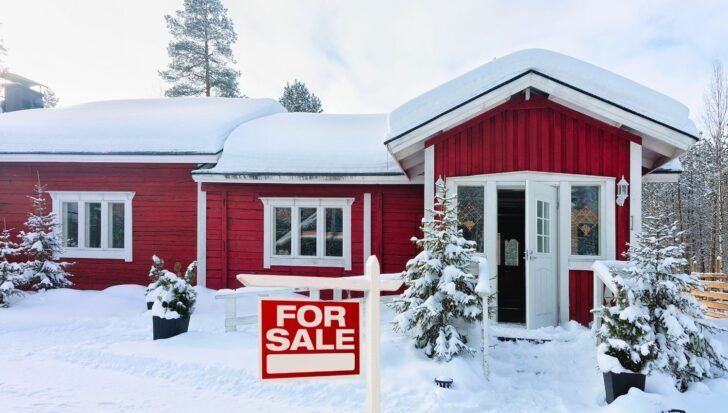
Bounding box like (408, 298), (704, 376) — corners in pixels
(525, 180), (558, 329)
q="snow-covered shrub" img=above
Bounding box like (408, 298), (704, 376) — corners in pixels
(150, 260), (197, 320)
(596, 266), (657, 374)
(0, 227), (24, 307)
(145, 255), (166, 304)
(391, 178), (482, 362)
(624, 216), (727, 391)
(17, 181), (73, 290)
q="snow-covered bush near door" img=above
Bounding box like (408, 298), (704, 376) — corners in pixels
(619, 215), (727, 391)
(148, 260), (197, 320)
(391, 178), (482, 362)
(145, 255), (166, 304)
(596, 264), (657, 374)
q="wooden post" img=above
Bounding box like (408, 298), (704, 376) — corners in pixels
(481, 295), (489, 379)
(365, 256), (381, 413)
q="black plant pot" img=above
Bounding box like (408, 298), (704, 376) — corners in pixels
(603, 371), (646, 404)
(147, 301), (154, 310)
(152, 316), (190, 340)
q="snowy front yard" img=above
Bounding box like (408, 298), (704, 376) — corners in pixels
(3, 286), (728, 413)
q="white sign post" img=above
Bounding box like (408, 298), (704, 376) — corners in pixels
(237, 256), (402, 413)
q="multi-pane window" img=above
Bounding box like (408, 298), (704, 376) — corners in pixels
(50, 192), (134, 261)
(263, 198), (353, 269)
(571, 186), (600, 256)
(456, 186), (485, 253)
(536, 200), (551, 253)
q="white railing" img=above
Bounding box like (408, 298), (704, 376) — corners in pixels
(591, 260), (627, 328)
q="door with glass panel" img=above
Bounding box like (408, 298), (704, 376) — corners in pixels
(524, 180), (558, 329)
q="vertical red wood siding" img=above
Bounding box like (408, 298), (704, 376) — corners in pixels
(426, 94), (640, 325)
(0, 163), (198, 289)
(202, 183), (423, 290)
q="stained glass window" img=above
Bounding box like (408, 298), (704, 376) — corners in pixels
(571, 186), (600, 256)
(457, 186), (485, 253)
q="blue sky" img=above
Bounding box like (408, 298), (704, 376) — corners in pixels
(0, 0), (726, 128)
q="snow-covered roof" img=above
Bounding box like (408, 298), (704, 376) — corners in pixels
(652, 158), (683, 174)
(194, 113), (404, 176)
(387, 48), (699, 142)
(0, 97), (285, 156)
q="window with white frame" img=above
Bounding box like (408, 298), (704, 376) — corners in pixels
(49, 192), (135, 261)
(261, 197), (354, 269)
(571, 185), (601, 257)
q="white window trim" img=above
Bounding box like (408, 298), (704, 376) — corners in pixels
(260, 197), (354, 270)
(48, 191), (135, 262)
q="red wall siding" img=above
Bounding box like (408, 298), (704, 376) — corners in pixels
(569, 270), (594, 325)
(202, 184), (423, 290)
(426, 94), (639, 325)
(0, 163), (198, 289)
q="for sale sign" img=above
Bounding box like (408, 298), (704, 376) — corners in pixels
(259, 298), (361, 380)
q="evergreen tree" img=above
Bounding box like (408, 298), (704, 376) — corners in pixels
(18, 180), (73, 290)
(391, 178), (482, 361)
(279, 80), (323, 113)
(159, 0), (241, 97)
(42, 88), (59, 108)
(596, 266), (657, 374)
(625, 216), (727, 391)
(0, 226), (23, 307)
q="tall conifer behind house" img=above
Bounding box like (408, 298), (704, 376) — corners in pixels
(392, 178), (482, 361)
(160, 0), (241, 97)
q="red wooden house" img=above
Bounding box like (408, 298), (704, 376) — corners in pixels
(0, 49), (696, 327)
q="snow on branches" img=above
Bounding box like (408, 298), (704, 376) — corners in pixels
(147, 256), (198, 320)
(601, 215), (727, 391)
(391, 178), (482, 361)
(17, 180), (73, 290)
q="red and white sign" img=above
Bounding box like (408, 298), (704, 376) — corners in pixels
(259, 298), (361, 380)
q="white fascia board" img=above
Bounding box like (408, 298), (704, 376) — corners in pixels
(192, 173), (417, 185)
(643, 173), (680, 183)
(0, 153), (220, 163)
(386, 72), (696, 161)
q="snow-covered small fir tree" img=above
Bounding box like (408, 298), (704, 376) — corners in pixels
(0, 226), (23, 307)
(596, 266), (657, 374)
(391, 178), (482, 361)
(279, 79), (323, 113)
(150, 260), (197, 319)
(625, 215), (727, 391)
(18, 180), (73, 290)
(42, 88), (59, 108)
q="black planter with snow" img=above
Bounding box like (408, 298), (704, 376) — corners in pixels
(146, 301), (154, 310)
(152, 315), (191, 340)
(603, 371), (646, 404)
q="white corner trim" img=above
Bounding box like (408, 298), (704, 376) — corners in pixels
(48, 191), (135, 262)
(424, 146), (435, 213)
(260, 197), (355, 270)
(605, 180), (617, 261)
(363, 193), (372, 264)
(630, 142), (643, 248)
(558, 181), (571, 325)
(196, 182), (207, 288)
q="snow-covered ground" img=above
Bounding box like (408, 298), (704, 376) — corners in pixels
(2, 286), (728, 413)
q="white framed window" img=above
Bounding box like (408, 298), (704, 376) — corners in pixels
(261, 197), (354, 270)
(49, 191), (135, 262)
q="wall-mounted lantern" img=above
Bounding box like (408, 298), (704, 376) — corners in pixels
(616, 176), (629, 206)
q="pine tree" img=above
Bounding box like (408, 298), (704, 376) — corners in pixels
(159, 0), (241, 98)
(42, 88), (59, 108)
(625, 215), (727, 391)
(596, 266), (657, 374)
(391, 178), (482, 361)
(0, 226), (23, 307)
(18, 180), (73, 290)
(279, 80), (323, 113)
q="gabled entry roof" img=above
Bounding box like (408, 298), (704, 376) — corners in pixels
(386, 49), (699, 175)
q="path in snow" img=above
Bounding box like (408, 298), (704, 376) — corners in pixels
(2, 285), (728, 413)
